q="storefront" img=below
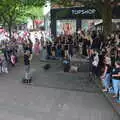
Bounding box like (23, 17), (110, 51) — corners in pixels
(51, 6), (120, 36)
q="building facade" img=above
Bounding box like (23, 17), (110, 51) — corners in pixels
(51, 6), (120, 36)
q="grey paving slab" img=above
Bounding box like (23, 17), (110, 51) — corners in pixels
(95, 78), (120, 117)
(0, 56), (119, 120)
(32, 59), (98, 93)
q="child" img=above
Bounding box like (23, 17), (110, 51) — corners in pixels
(63, 55), (70, 72)
(0, 55), (2, 73)
(23, 50), (32, 84)
(1, 54), (8, 74)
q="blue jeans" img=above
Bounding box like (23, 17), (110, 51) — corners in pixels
(41, 49), (47, 60)
(112, 79), (120, 95)
(118, 81), (120, 100)
(102, 73), (110, 89)
(57, 49), (61, 58)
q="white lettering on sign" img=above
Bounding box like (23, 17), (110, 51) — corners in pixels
(72, 9), (96, 15)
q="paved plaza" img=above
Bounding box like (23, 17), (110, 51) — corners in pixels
(0, 56), (119, 120)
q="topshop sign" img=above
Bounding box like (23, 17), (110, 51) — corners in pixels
(72, 9), (96, 15)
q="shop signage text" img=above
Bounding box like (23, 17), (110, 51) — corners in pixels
(72, 9), (96, 15)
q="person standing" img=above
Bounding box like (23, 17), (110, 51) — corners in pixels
(23, 42), (33, 60)
(2, 54), (8, 74)
(40, 46), (47, 61)
(23, 50), (32, 84)
(0, 50), (3, 73)
(82, 37), (88, 57)
(23, 41), (33, 84)
(111, 61), (120, 102)
(34, 39), (40, 56)
(101, 54), (111, 92)
(110, 47), (117, 68)
(116, 47), (120, 61)
(92, 50), (99, 76)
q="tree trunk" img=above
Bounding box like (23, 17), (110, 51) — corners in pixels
(33, 20), (35, 29)
(8, 23), (12, 40)
(32, 16), (36, 29)
(102, 0), (112, 38)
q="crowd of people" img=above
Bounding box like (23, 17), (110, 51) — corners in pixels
(88, 32), (120, 104)
(0, 30), (45, 75)
(0, 29), (120, 103)
(41, 31), (120, 104)
(39, 32), (91, 61)
(0, 39), (18, 74)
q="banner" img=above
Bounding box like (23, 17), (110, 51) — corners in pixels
(56, 20), (76, 36)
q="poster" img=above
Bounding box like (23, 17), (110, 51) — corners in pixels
(81, 19), (102, 32)
(56, 20), (76, 36)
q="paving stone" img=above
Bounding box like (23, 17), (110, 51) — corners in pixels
(0, 56), (119, 120)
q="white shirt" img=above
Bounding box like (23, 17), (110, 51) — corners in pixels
(92, 53), (99, 67)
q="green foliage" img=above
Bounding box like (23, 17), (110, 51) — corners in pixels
(21, 0), (47, 6)
(0, 0), (44, 38)
(16, 6), (43, 24)
(0, 0), (24, 25)
(0, 0), (24, 38)
(0, 0), (44, 25)
(51, 0), (81, 7)
(25, 6), (43, 19)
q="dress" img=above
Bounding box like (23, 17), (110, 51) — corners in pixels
(34, 42), (40, 55)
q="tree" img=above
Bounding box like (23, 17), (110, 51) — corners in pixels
(0, 0), (45, 37)
(1, 0), (119, 38)
(21, 0), (47, 6)
(23, 6), (44, 29)
(0, 0), (24, 39)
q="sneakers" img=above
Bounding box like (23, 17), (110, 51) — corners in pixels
(102, 89), (108, 92)
(108, 87), (114, 94)
(5, 68), (8, 74)
(0, 67), (8, 74)
(22, 77), (32, 85)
